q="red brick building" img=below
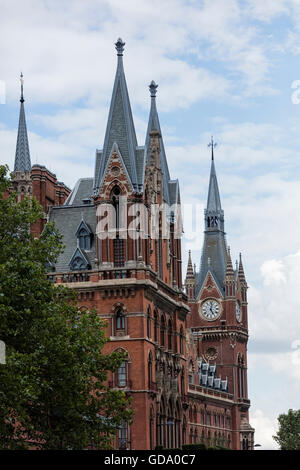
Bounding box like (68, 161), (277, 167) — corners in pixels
(11, 40), (254, 450)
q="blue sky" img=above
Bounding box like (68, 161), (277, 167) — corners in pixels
(2, 0), (300, 449)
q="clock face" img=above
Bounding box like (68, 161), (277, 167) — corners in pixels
(201, 300), (221, 321)
(236, 302), (241, 322)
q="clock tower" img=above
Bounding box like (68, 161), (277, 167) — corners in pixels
(185, 139), (254, 450)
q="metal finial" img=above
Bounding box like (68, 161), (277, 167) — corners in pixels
(149, 80), (158, 98)
(20, 72), (24, 103)
(208, 135), (217, 160)
(115, 38), (125, 56)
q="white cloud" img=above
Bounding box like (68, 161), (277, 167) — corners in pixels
(261, 259), (287, 285)
(248, 251), (300, 344)
(250, 409), (279, 450)
(0, 0), (276, 111)
(246, 0), (290, 22)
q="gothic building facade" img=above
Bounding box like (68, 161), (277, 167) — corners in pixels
(11, 39), (254, 450)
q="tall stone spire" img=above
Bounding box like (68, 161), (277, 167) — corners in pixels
(94, 38), (139, 192)
(14, 73), (31, 174)
(145, 80), (170, 204)
(196, 139), (227, 295)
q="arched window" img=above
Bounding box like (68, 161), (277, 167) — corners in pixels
(148, 352), (153, 389)
(154, 311), (158, 343)
(147, 308), (151, 339)
(160, 316), (165, 347)
(188, 361), (194, 385)
(78, 228), (91, 250)
(179, 326), (184, 355)
(116, 309), (125, 331)
(117, 361), (127, 387)
(111, 185), (121, 229)
(118, 421), (128, 450)
(76, 220), (92, 251)
(181, 371), (185, 396)
(167, 320), (172, 351)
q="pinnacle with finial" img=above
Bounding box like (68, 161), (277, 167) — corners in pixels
(225, 246), (234, 277)
(238, 253), (246, 281)
(115, 37), (125, 55)
(186, 250), (196, 280)
(149, 80), (158, 98)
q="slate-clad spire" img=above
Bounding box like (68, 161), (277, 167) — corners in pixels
(14, 73), (31, 173)
(94, 38), (139, 192)
(206, 137), (222, 225)
(196, 140), (227, 296)
(145, 81), (170, 204)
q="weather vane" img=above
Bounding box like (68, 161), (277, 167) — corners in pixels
(208, 135), (217, 160)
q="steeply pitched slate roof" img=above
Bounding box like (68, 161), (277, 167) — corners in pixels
(94, 39), (139, 193)
(206, 158), (222, 213)
(49, 205), (96, 272)
(196, 232), (227, 296)
(14, 76), (31, 173)
(145, 81), (170, 204)
(65, 178), (93, 206)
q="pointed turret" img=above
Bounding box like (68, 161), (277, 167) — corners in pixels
(196, 138), (227, 296)
(14, 73), (31, 174)
(145, 81), (170, 204)
(186, 250), (195, 280)
(224, 246), (235, 297)
(238, 253), (246, 283)
(94, 38), (139, 192)
(185, 250), (196, 300)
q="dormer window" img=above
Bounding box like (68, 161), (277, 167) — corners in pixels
(69, 247), (90, 271)
(78, 227), (91, 250)
(75, 220), (92, 251)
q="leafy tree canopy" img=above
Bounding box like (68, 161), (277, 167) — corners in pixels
(0, 165), (132, 449)
(273, 409), (300, 450)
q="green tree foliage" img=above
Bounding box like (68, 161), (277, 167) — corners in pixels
(0, 165), (132, 449)
(273, 409), (300, 450)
